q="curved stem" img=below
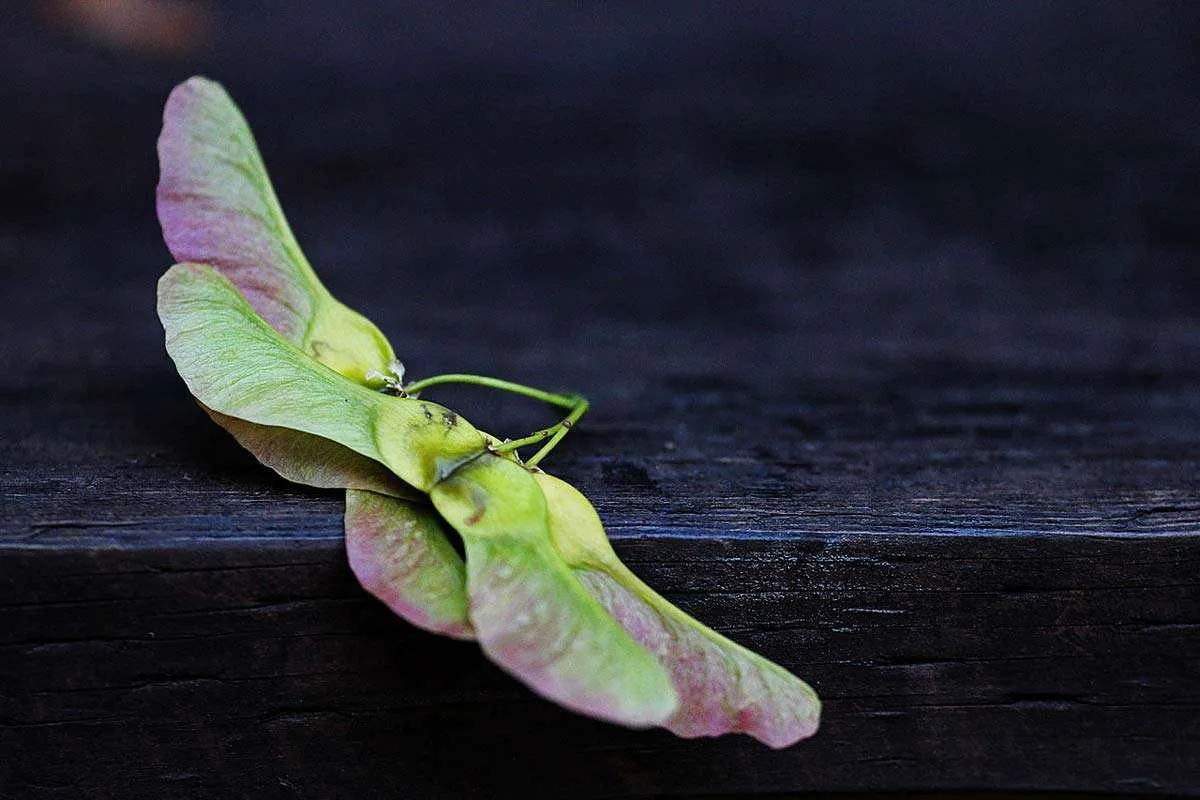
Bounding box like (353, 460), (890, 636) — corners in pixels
(403, 373), (589, 466)
(526, 395), (589, 468)
(404, 373), (577, 409)
(492, 425), (558, 454)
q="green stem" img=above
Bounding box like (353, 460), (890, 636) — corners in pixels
(403, 373), (589, 466)
(404, 373), (577, 409)
(492, 425), (558, 454)
(526, 395), (589, 468)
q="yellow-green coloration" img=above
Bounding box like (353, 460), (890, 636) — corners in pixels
(206, 407), (418, 498)
(432, 454), (677, 726)
(536, 474), (821, 747)
(373, 400), (489, 488)
(156, 75), (822, 748)
(158, 76), (396, 387)
(303, 301), (397, 387)
(158, 263), (487, 494)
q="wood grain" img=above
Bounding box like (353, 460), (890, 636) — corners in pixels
(2, 2), (1198, 796)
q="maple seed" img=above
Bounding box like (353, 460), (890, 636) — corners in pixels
(155, 75), (822, 748)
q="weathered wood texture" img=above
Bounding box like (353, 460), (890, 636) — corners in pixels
(2, 3), (1199, 797)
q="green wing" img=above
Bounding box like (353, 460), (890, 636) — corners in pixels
(157, 77), (479, 645)
(203, 406), (416, 498)
(432, 454), (677, 728)
(157, 76), (394, 385)
(535, 473), (821, 748)
(157, 262), (487, 493)
(345, 489), (474, 639)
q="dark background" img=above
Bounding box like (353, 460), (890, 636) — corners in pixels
(4, 0), (1198, 531)
(4, 1), (1198, 391)
(2, 2), (1199, 797)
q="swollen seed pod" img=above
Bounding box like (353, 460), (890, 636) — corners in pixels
(158, 76), (396, 386)
(159, 262), (678, 727)
(430, 453), (678, 727)
(535, 473), (820, 748)
(158, 263), (488, 495)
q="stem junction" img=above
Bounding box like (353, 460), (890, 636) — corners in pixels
(402, 373), (588, 467)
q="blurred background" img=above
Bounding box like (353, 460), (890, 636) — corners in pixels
(2, 0), (1198, 423)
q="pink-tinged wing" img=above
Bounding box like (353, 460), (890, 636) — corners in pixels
(345, 489), (474, 640)
(157, 76), (314, 342)
(205, 406), (417, 498)
(157, 77), (395, 385)
(431, 454), (677, 728)
(535, 472), (821, 748)
(157, 264), (487, 494)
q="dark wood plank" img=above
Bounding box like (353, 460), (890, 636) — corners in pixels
(5, 532), (1199, 798)
(2, 2), (1199, 796)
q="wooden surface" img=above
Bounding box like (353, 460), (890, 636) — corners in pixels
(2, 3), (1199, 797)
